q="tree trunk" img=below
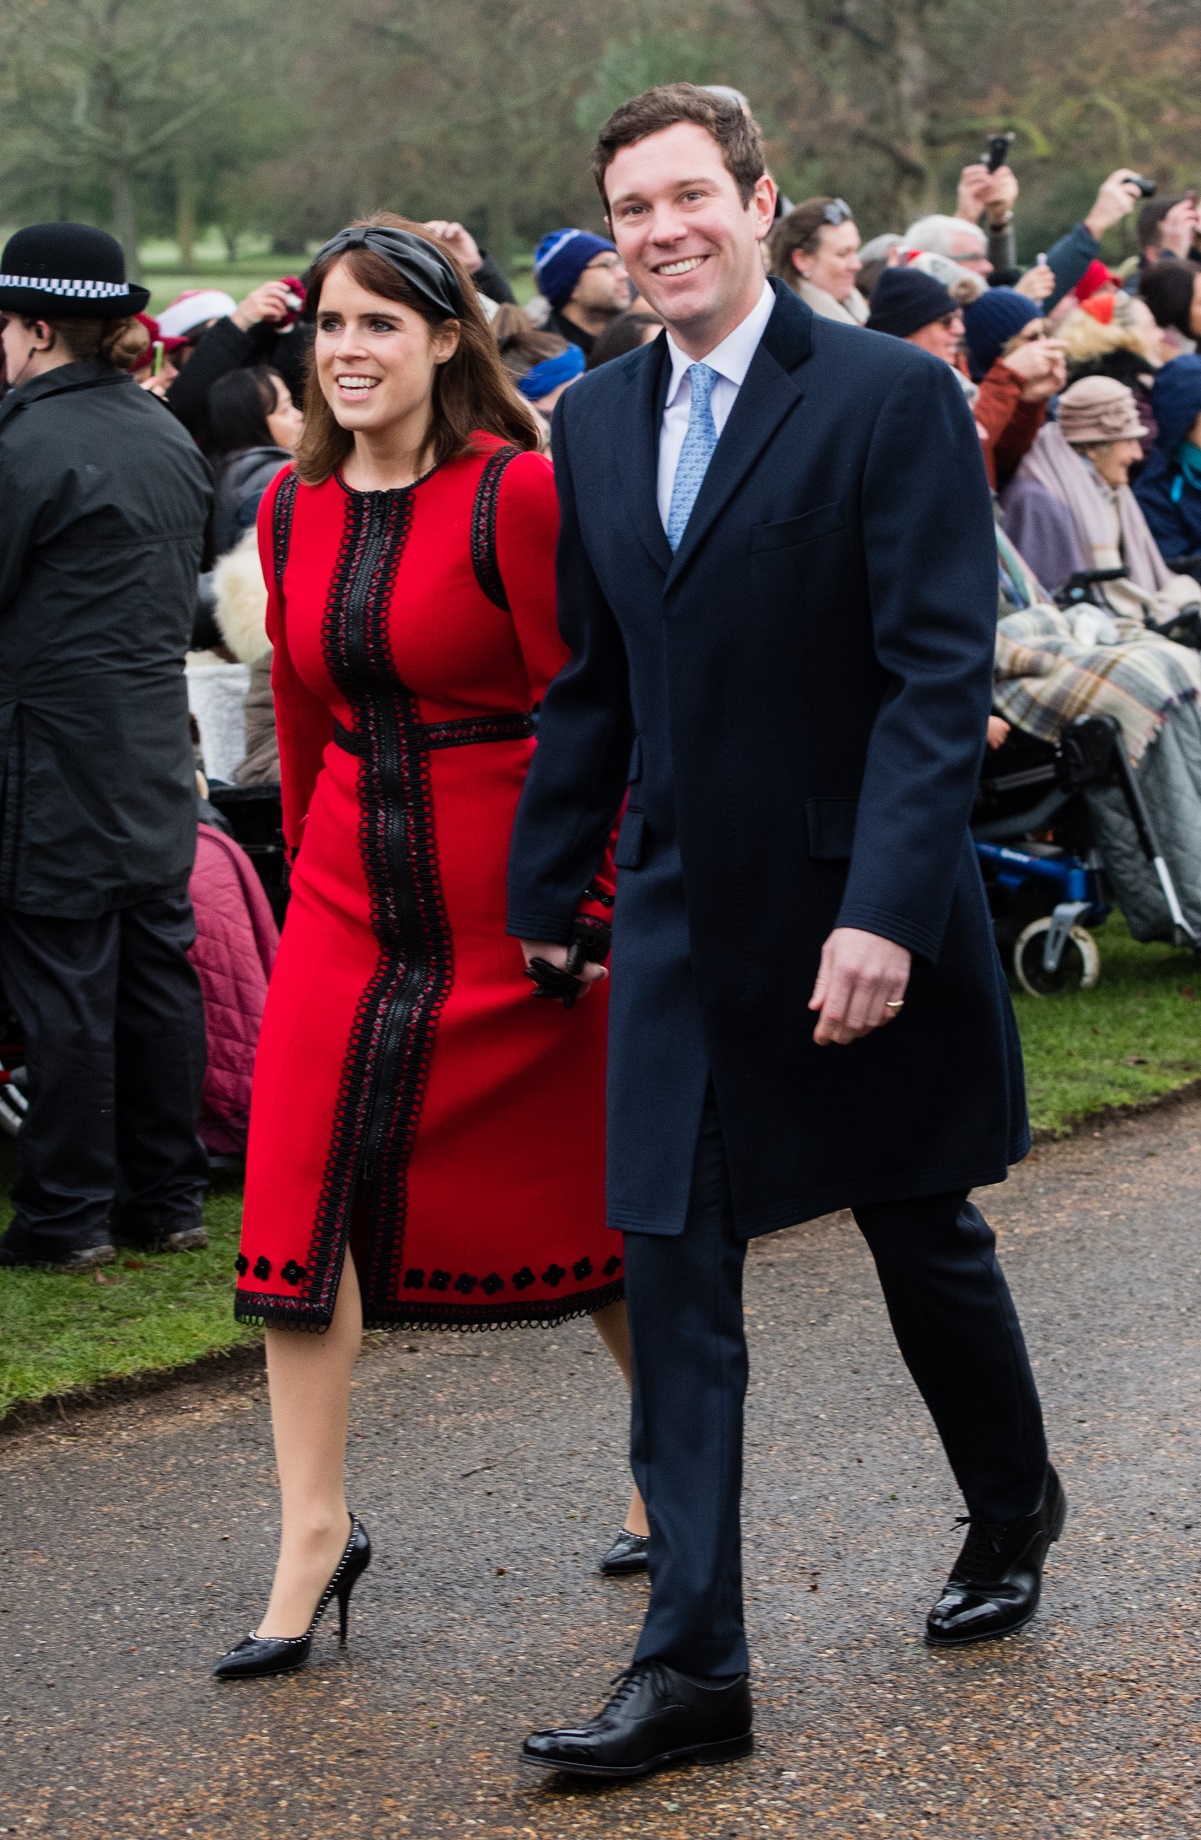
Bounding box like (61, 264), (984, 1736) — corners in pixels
(892, 2), (935, 220)
(109, 165), (140, 282)
(222, 228), (238, 262)
(176, 153), (197, 268)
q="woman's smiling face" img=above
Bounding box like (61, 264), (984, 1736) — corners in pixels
(313, 259), (459, 436)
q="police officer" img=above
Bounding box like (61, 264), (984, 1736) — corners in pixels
(0, 223), (213, 1271)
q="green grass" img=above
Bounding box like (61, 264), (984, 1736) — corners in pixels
(1, 911), (1197, 1415)
(1013, 913), (1200, 1134)
(0, 1150), (257, 1418)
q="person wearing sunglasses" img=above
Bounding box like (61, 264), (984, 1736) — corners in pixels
(768, 195), (869, 327)
(533, 228), (633, 359)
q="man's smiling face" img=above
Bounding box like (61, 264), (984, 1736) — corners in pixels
(604, 121), (774, 350)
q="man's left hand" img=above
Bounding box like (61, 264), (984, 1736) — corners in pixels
(809, 927), (912, 1046)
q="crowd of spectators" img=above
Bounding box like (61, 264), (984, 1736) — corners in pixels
(4, 103), (1201, 1268)
(34, 136), (1201, 893)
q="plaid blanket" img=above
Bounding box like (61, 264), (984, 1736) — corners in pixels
(993, 539), (1201, 765)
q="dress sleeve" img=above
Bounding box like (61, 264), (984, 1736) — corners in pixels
(972, 362), (1024, 489)
(495, 446), (618, 928)
(255, 470), (333, 858)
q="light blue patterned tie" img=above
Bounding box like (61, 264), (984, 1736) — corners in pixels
(666, 363), (719, 553)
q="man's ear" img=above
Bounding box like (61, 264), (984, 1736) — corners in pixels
(750, 172), (778, 242)
(31, 321), (54, 350)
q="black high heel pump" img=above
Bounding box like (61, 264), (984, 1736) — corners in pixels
(213, 1514), (371, 1679)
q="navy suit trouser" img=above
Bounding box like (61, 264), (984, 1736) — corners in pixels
(624, 1086), (1048, 1680)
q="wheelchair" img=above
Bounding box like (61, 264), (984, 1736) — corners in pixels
(974, 712), (1197, 995)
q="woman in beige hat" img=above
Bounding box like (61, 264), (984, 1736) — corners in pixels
(1003, 375), (1199, 627)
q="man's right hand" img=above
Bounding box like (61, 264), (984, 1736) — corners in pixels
(1084, 170), (1144, 241)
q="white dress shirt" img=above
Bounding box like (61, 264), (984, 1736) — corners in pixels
(656, 281), (776, 532)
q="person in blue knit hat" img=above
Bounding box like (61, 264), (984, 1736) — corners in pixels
(533, 227), (631, 358)
(962, 286), (1042, 382)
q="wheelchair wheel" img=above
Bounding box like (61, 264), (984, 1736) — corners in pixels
(1014, 919), (1101, 996)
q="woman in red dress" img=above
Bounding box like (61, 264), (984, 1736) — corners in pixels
(214, 219), (643, 1680)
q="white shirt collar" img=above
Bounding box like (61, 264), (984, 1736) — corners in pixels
(663, 281), (775, 405)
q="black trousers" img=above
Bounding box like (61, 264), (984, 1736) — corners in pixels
(0, 893), (208, 1257)
(623, 1089), (1048, 1680)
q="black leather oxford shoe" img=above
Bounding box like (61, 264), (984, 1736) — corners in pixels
(522, 1660), (753, 1779)
(926, 1464), (1067, 1647)
(599, 1527), (650, 1576)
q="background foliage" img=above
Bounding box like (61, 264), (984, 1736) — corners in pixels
(0, 0), (1191, 276)
(0, 0), (1198, 276)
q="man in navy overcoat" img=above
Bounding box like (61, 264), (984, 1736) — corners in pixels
(508, 84), (1065, 1781)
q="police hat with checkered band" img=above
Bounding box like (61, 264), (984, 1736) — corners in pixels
(0, 222), (150, 319)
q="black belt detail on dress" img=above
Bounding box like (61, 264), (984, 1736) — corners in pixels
(333, 711), (535, 756)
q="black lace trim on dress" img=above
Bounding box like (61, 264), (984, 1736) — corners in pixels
(470, 444), (521, 611)
(270, 470), (299, 603)
(233, 1275), (624, 1333)
(279, 484), (456, 1328)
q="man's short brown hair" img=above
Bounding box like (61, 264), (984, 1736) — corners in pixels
(591, 83), (765, 208)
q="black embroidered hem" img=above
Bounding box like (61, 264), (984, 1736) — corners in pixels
(234, 1277), (623, 1334)
(234, 1288), (334, 1332)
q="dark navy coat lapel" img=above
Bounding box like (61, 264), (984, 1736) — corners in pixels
(613, 331), (673, 574)
(667, 280), (814, 585)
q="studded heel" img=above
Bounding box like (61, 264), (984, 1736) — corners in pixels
(212, 1514), (371, 1679)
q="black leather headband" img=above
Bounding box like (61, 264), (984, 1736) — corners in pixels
(314, 225), (465, 319)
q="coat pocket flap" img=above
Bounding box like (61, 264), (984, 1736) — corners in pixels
(806, 796), (858, 859)
(613, 810), (646, 869)
(751, 503), (845, 553)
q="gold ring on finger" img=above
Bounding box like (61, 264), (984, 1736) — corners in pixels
(885, 999), (904, 1011)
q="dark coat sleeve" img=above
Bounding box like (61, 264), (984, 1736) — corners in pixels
(506, 402), (633, 942)
(165, 317), (257, 435)
(472, 252), (517, 306)
(986, 219), (1017, 274)
(1134, 452), (1201, 581)
(834, 356), (998, 961)
(1045, 223), (1101, 311)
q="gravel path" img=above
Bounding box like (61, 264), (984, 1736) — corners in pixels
(3, 1101), (1200, 1839)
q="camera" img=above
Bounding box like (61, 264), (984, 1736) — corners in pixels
(1128, 175), (1158, 198)
(982, 132), (1015, 174)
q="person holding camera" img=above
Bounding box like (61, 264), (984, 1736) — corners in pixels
(1044, 170), (1153, 311)
(956, 146), (1021, 276)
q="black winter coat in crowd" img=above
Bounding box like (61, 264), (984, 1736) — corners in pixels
(0, 361), (212, 917)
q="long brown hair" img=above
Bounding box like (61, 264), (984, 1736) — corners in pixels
(294, 213), (540, 485)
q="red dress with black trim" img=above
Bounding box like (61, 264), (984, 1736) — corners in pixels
(233, 437), (619, 1331)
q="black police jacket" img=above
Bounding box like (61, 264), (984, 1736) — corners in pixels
(0, 361), (212, 915)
